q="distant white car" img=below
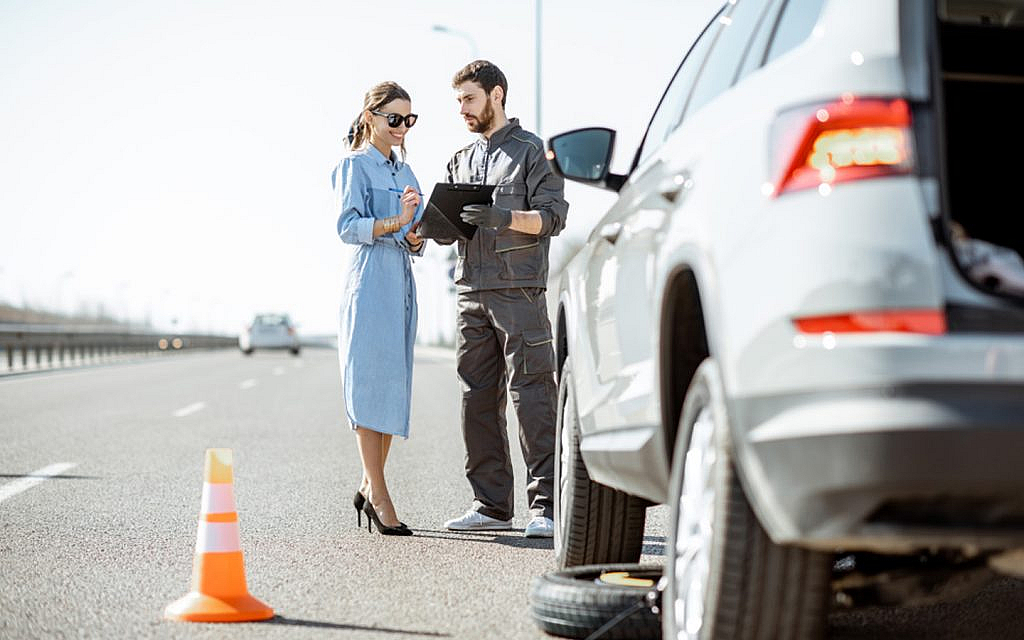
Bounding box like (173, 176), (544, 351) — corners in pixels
(239, 314), (300, 356)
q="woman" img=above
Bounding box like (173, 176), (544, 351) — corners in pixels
(334, 81), (424, 536)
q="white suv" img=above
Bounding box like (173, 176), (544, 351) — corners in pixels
(547, 1), (1024, 638)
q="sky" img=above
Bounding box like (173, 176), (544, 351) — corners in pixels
(1, 0), (718, 336)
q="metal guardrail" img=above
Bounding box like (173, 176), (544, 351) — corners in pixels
(0, 324), (238, 374)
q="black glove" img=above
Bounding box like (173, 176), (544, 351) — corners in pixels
(461, 204), (512, 231)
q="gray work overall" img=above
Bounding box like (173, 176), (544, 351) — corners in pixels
(442, 118), (569, 520)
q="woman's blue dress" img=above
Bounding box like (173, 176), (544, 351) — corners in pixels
(333, 144), (424, 438)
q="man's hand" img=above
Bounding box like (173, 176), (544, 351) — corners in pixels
(461, 204), (512, 231)
(405, 221), (423, 250)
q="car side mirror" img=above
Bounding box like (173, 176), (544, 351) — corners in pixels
(546, 127), (626, 192)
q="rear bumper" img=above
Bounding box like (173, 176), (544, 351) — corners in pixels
(731, 383), (1024, 552)
(247, 336), (298, 349)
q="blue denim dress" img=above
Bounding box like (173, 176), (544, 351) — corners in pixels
(333, 145), (424, 438)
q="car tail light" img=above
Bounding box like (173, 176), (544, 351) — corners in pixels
(287, 327), (295, 335)
(794, 309), (946, 335)
(772, 97), (914, 196)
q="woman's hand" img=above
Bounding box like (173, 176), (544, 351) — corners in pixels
(399, 186), (420, 226)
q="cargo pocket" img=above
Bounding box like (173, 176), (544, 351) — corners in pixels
(496, 234), (541, 280)
(522, 328), (555, 375)
(453, 241), (468, 284)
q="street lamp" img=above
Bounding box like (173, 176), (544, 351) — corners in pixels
(535, 0), (542, 136)
(435, 13), (543, 137)
(432, 25), (479, 59)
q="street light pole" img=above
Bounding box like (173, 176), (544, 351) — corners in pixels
(432, 25), (479, 60)
(535, 0), (542, 137)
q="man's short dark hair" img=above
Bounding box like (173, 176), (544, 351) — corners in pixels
(452, 60), (508, 107)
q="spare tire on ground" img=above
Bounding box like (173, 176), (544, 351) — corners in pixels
(528, 564), (662, 639)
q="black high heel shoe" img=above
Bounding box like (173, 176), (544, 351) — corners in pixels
(353, 490), (366, 527)
(355, 489), (408, 529)
(362, 501), (412, 536)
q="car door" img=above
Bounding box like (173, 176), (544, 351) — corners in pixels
(579, 6), (726, 435)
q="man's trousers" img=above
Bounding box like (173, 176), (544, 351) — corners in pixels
(455, 287), (557, 521)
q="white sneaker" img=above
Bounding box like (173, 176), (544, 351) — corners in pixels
(524, 516), (554, 538)
(444, 509), (514, 531)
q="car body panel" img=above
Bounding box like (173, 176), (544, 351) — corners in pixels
(555, 0), (1024, 550)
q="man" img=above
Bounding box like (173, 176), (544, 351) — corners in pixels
(438, 60), (568, 538)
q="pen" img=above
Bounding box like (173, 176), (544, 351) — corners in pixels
(388, 188), (424, 196)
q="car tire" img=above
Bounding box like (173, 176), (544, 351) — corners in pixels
(555, 359), (647, 569)
(241, 349), (254, 356)
(529, 563), (662, 640)
(663, 359), (831, 640)
(290, 347), (301, 356)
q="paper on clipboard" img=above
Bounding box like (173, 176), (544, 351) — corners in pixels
(418, 183), (496, 241)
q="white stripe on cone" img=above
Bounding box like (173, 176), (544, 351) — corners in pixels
(196, 521), (242, 553)
(200, 482), (237, 515)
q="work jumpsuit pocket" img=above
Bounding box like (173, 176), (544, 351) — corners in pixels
(496, 234), (542, 280)
(522, 328), (555, 375)
(453, 240), (468, 284)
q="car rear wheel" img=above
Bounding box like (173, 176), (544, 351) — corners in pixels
(663, 359), (831, 640)
(554, 359), (647, 569)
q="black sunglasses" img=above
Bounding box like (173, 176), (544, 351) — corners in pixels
(371, 110), (418, 128)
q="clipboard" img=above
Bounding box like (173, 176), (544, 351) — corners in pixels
(418, 182), (496, 241)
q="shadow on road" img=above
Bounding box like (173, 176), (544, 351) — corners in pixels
(269, 615), (450, 636)
(828, 577), (1024, 639)
(409, 529), (553, 550)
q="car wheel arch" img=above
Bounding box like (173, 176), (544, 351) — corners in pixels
(658, 265), (712, 469)
(556, 303), (569, 382)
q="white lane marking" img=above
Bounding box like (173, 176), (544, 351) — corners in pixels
(0, 462), (78, 504)
(272, 367), (285, 376)
(173, 402), (206, 417)
(239, 379), (257, 390)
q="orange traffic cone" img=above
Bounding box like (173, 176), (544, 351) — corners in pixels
(164, 448), (274, 622)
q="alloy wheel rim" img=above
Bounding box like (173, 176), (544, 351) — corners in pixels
(673, 405), (716, 640)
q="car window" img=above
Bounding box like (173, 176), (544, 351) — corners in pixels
(682, 0), (769, 119)
(764, 0), (827, 64)
(734, 0), (787, 82)
(636, 5), (725, 166)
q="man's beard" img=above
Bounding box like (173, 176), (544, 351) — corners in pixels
(467, 99), (495, 133)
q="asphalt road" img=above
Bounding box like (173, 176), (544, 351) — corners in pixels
(2, 348), (1022, 639)
(0, 348), (666, 640)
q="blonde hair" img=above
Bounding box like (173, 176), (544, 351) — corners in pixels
(347, 81), (412, 160)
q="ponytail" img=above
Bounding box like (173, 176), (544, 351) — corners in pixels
(346, 113), (369, 151)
